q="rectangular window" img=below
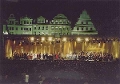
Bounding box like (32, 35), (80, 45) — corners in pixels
(21, 27), (23, 30)
(24, 21), (26, 24)
(16, 27), (18, 30)
(86, 21), (88, 24)
(34, 27), (36, 30)
(86, 27), (88, 30)
(9, 27), (11, 30)
(81, 27), (83, 30)
(34, 32), (36, 35)
(77, 27), (79, 30)
(90, 28), (92, 31)
(42, 26), (44, 30)
(46, 26), (48, 30)
(12, 27), (14, 30)
(38, 27), (40, 30)
(30, 28), (31, 31)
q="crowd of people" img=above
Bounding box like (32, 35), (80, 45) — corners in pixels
(1, 59), (119, 84)
(10, 51), (114, 62)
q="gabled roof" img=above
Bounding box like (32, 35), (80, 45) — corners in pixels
(53, 14), (67, 19)
(37, 16), (46, 19)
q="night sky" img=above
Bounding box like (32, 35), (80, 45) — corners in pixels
(1, 0), (120, 36)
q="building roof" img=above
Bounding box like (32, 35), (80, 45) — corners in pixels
(53, 14), (68, 19)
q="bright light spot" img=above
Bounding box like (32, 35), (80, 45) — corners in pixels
(115, 53), (118, 58)
(30, 37), (34, 42)
(41, 37), (45, 41)
(76, 38), (81, 42)
(13, 40), (16, 44)
(37, 39), (39, 41)
(3, 31), (8, 35)
(98, 43), (100, 47)
(85, 38), (89, 42)
(62, 37), (67, 42)
(48, 37), (52, 41)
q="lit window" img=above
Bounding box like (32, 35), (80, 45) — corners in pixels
(81, 22), (83, 24)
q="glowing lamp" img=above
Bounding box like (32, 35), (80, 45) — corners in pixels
(30, 37), (34, 42)
(76, 38), (81, 42)
(62, 37), (67, 42)
(41, 37), (45, 41)
(48, 37), (52, 41)
(85, 38), (89, 42)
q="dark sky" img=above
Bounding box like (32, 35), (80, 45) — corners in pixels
(1, 0), (120, 36)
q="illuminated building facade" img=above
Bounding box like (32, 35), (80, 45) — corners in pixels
(72, 10), (98, 35)
(2, 10), (120, 59)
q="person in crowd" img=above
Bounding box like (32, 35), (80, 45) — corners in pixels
(55, 53), (59, 60)
(24, 73), (29, 84)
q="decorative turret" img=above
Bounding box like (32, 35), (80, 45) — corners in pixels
(20, 16), (33, 25)
(37, 16), (48, 24)
(50, 14), (71, 25)
(72, 10), (98, 35)
(7, 14), (16, 25)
